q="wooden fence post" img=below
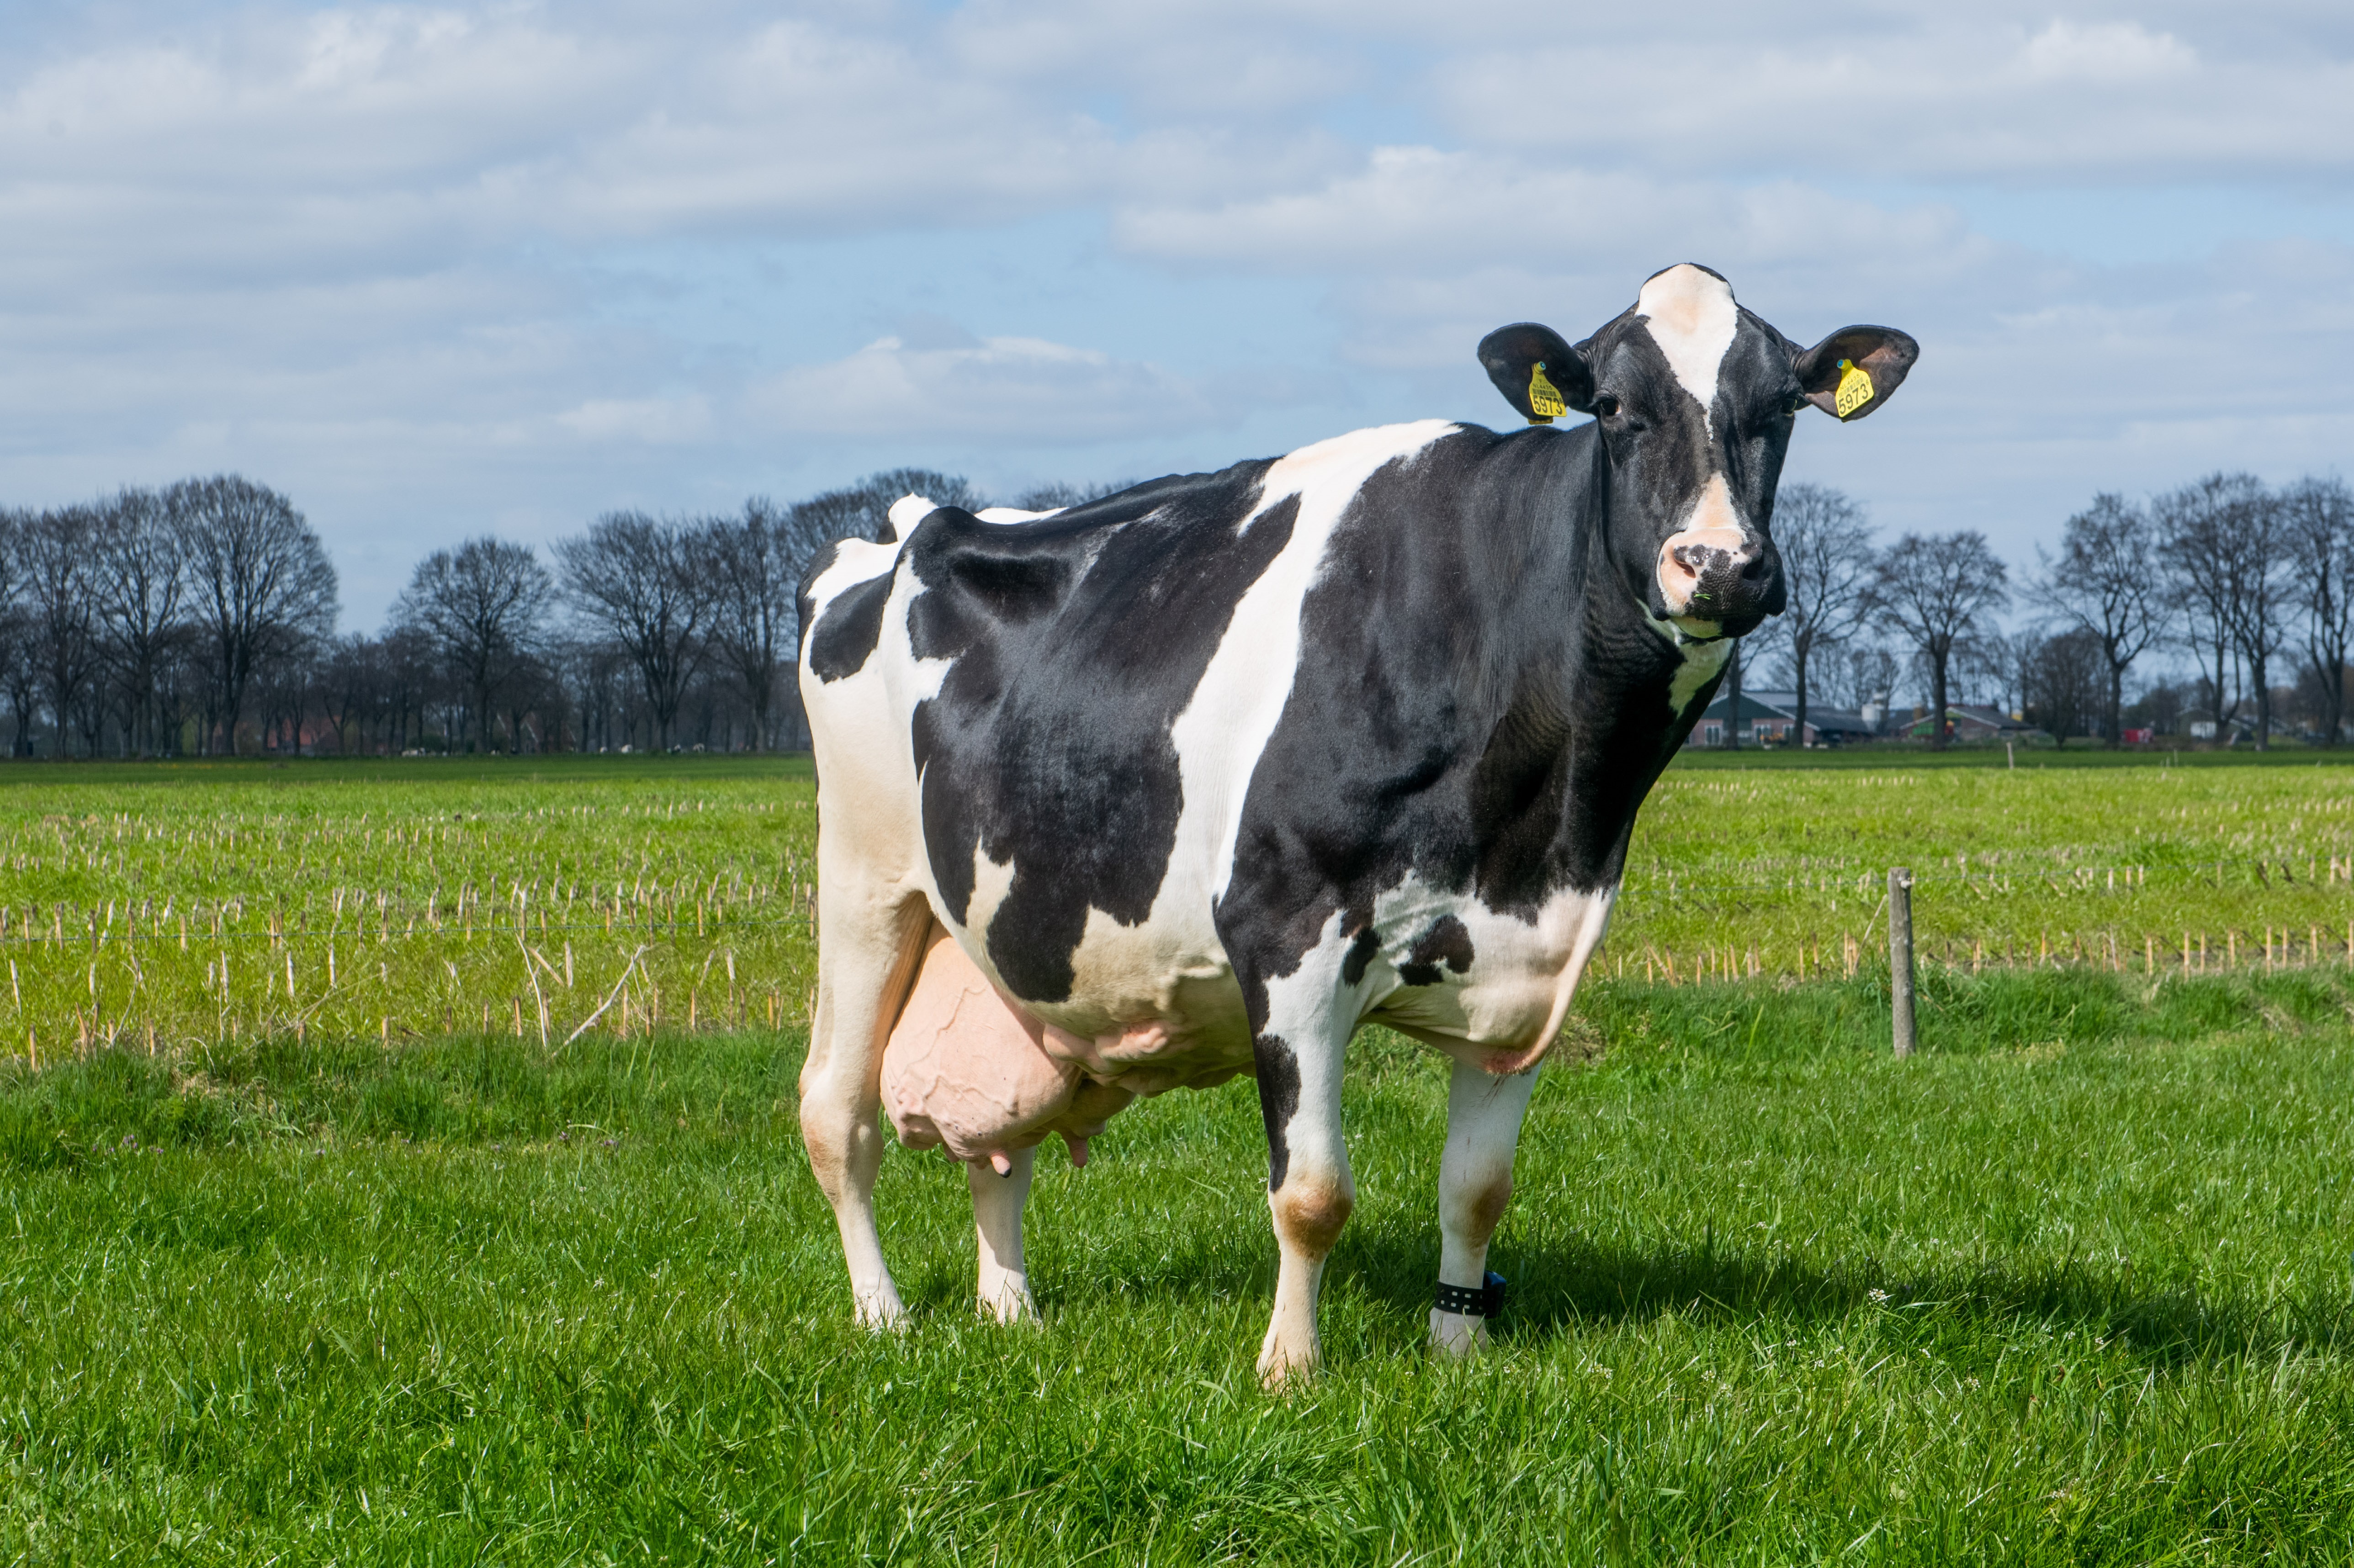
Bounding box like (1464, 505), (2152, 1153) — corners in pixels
(1888, 866), (1916, 1059)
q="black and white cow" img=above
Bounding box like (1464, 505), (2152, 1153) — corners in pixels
(796, 264), (1914, 1382)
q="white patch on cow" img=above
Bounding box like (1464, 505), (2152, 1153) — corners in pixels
(1667, 636), (1734, 713)
(803, 535), (904, 624)
(1058, 903), (1246, 1056)
(975, 506), (1059, 523)
(1672, 475), (1741, 540)
(961, 841), (1019, 952)
(884, 493), (938, 540)
(1362, 874), (1616, 1072)
(1167, 420), (1459, 905)
(1634, 265), (1738, 430)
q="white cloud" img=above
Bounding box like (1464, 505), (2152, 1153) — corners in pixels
(754, 331), (1230, 441)
(1428, 16), (2354, 179)
(555, 395), (712, 445)
(1115, 147), (1983, 277)
(2017, 20), (2198, 84)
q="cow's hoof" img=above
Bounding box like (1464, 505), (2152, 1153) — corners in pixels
(1256, 1341), (1321, 1391)
(980, 1287), (1040, 1326)
(1429, 1308), (1490, 1359)
(854, 1288), (910, 1333)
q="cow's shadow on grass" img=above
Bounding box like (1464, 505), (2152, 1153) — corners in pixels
(1361, 1224), (2351, 1367)
(1009, 1212), (2351, 1371)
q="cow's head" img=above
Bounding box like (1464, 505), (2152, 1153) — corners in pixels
(1478, 264), (1915, 642)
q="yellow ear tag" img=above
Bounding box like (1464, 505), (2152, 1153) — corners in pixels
(1833, 358), (1875, 420)
(1527, 362), (1567, 422)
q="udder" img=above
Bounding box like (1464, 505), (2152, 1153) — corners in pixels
(880, 929), (1135, 1170)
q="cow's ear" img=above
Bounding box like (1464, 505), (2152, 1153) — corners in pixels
(1792, 326), (1919, 422)
(1478, 323), (1595, 425)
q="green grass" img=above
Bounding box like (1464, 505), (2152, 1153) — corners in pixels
(7, 969), (2354, 1562)
(9, 754), (2354, 1560)
(0, 755), (820, 1062)
(9, 750), (2354, 1059)
(1623, 752), (2354, 981)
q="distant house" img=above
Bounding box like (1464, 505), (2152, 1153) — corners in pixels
(1688, 689), (1882, 748)
(2188, 714), (2259, 744)
(1896, 704), (2041, 744)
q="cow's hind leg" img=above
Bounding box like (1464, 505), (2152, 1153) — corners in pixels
(1247, 959), (1362, 1388)
(799, 893), (932, 1329)
(1430, 1060), (1539, 1357)
(968, 1146), (1039, 1324)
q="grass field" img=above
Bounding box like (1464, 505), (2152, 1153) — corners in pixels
(5, 748), (2354, 1060)
(0, 756), (822, 1065)
(6, 752), (2354, 1562)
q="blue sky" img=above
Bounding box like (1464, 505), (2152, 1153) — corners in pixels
(4, 0), (2351, 629)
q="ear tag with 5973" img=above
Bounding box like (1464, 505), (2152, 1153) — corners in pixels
(1834, 359), (1875, 419)
(1526, 363), (1567, 423)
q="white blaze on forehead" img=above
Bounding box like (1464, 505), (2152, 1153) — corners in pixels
(1634, 265), (1739, 426)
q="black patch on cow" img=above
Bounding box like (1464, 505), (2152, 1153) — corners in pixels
(1340, 922), (1380, 988)
(899, 462), (1294, 1003)
(1253, 1033), (1301, 1190)
(1399, 915), (1474, 986)
(805, 570), (895, 683)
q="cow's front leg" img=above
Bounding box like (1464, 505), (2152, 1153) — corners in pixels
(1250, 987), (1358, 1388)
(967, 1147), (1039, 1324)
(1430, 1059), (1539, 1357)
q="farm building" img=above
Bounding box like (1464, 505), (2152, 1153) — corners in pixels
(1688, 689), (1882, 748)
(1894, 704), (2043, 744)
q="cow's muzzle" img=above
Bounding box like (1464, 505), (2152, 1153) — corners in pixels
(1655, 528), (1784, 638)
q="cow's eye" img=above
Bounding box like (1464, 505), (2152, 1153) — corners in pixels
(1593, 394), (1621, 419)
(1784, 393), (1809, 416)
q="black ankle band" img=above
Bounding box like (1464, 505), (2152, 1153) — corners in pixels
(1435, 1271), (1507, 1318)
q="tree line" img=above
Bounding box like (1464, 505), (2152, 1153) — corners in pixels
(0, 470), (1116, 759)
(1, 465), (2344, 759)
(1741, 472), (2354, 751)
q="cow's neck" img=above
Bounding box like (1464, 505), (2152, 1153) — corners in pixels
(1467, 428), (1729, 900)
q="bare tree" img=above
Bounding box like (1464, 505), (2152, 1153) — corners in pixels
(90, 487), (188, 756)
(2227, 484), (2292, 750)
(1763, 482), (1874, 745)
(392, 536), (556, 754)
(0, 510), (31, 755)
(169, 475), (339, 755)
(700, 500), (807, 750)
(20, 506), (103, 757)
(2285, 476), (2354, 745)
(2156, 472), (2268, 743)
(554, 511), (712, 751)
(317, 634), (378, 754)
(377, 625), (438, 753)
(2036, 493), (2165, 748)
(2019, 627), (2105, 744)
(1872, 531), (2010, 750)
